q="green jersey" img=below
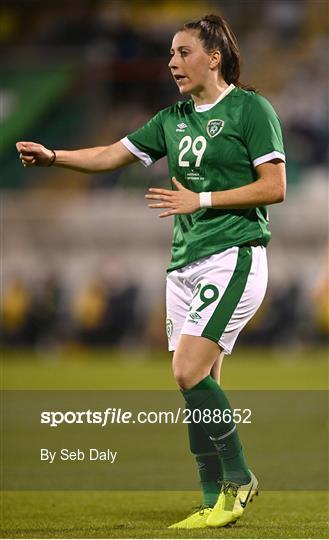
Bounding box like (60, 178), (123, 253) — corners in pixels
(121, 84), (285, 271)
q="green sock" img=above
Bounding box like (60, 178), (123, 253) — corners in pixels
(186, 411), (223, 506)
(182, 375), (251, 485)
(195, 453), (222, 506)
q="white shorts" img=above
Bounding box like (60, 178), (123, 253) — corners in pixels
(166, 245), (268, 355)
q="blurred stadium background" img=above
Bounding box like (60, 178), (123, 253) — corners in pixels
(1, 0), (328, 353)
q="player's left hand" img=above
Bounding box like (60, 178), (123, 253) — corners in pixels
(145, 177), (200, 218)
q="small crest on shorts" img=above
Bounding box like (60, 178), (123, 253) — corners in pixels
(206, 119), (224, 138)
(166, 318), (173, 339)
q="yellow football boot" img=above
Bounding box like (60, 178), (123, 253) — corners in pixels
(207, 471), (259, 527)
(168, 505), (213, 529)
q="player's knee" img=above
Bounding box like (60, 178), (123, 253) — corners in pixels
(172, 361), (205, 390)
(172, 351), (189, 388)
(172, 342), (215, 389)
(173, 366), (191, 389)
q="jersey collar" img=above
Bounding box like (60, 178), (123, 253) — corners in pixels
(194, 84), (235, 112)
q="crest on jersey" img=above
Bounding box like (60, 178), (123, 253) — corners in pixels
(206, 119), (224, 138)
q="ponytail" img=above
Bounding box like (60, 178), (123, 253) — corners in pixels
(181, 14), (257, 92)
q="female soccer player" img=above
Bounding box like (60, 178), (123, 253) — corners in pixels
(17, 14), (286, 529)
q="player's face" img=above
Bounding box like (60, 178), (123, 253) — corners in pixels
(169, 30), (216, 96)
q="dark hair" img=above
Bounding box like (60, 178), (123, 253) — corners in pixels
(181, 14), (256, 91)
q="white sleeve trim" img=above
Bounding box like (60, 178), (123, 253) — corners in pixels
(253, 151), (286, 168)
(120, 136), (153, 167)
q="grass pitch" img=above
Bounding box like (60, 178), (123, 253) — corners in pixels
(1, 491), (327, 539)
(1, 346), (327, 390)
(1, 347), (328, 539)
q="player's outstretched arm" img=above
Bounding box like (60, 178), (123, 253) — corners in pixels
(16, 141), (138, 173)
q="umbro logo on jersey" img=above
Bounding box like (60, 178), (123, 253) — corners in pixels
(206, 119), (224, 138)
(176, 122), (188, 132)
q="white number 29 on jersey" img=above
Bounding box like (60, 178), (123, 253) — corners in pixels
(178, 136), (207, 167)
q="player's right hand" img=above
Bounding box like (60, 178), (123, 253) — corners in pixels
(16, 141), (55, 167)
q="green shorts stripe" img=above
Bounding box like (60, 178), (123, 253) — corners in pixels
(201, 246), (253, 343)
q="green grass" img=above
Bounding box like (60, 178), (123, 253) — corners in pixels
(1, 347), (328, 538)
(1, 346), (328, 390)
(1, 491), (328, 538)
